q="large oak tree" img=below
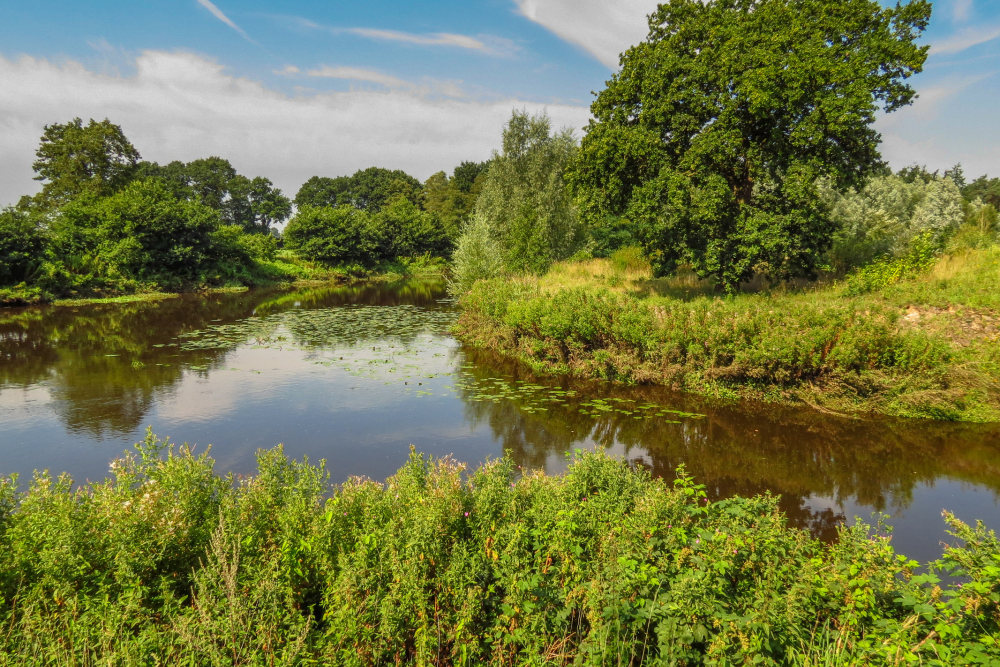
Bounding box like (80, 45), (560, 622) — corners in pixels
(571, 0), (931, 290)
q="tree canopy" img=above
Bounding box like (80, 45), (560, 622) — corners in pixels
(471, 111), (581, 276)
(422, 160), (490, 239)
(294, 168), (422, 213)
(31, 118), (141, 207)
(570, 0), (931, 290)
(137, 157), (290, 234)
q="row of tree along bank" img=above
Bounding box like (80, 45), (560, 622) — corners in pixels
(0, 438), (996, 665)
(0, 118), (489, 305)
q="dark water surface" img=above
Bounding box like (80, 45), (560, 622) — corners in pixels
(2, 280), (998, 563)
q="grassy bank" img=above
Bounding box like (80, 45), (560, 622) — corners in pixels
(455, 247), (1000, 422)
(0, 435), (996, 665)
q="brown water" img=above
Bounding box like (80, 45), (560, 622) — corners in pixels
(1, 280), (998, 563)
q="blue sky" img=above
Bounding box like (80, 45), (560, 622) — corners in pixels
(0, 0), (998, 206)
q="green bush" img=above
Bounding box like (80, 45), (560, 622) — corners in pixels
(0, 208), (46, 286)
(50, 178), (225, 289)
(845, 232), (941, 296)
(0, 436), (996, 665)
(372, 196), (450, 258)
(283, 205), (380, 266)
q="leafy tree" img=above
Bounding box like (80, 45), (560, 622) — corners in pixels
(0, 208), (46, 285)
(294, 168), (422, 214)
(59, 179), (224, 285)
(294, 175), (353, 209)
(283, 206), (379, 266)
(136, 157), (290, 233)
(962, 175), (1000, 208)
(31, 118), (141, 207)
(570, 0), (931, 291)
(470, 111), (582, 276)
(225, 175), (292, 233)
(423, 161), (489, 240)
(822, 172), (964, 270)
(373, 197), (450, 258)
(896, 164), (938, 185)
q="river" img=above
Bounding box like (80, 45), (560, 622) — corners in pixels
(1, 278), (997, 564)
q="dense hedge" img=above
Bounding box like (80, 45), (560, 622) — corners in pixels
(0, 435), (996, 665)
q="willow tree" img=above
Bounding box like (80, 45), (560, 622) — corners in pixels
(570, 0), (931, 290)
(472, 111), (582, 275)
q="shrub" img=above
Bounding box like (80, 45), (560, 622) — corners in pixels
(283, 205), (380, 266)
(55, 178), (225, 287)
(0, 208), (46, 286)
(448, 214), (506, 294)
(0, 439), (996, 664)
(371, 196), (450, 259)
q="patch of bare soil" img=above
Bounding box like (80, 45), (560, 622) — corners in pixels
(898, 304), (1000, 346)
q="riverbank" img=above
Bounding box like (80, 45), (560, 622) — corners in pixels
(455, 247), (1000, 422)
(0, 253), (448, 308)
(0, 438), (995, 665)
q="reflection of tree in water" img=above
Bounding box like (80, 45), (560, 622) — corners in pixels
(457, 347), (1000, 539)
(0, 279), (451, 439)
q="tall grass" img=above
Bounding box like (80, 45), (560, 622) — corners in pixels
(455, 247), (1000, 421)
(0, 432), (996, 665)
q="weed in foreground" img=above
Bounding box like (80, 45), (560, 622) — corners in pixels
(0, 431), (997, 665)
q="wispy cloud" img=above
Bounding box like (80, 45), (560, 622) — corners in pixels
(196, 0), (257, 44)
(347, 28), (485, 50)
(931, 25), (1000, 55)
(273, 65), (300, 77)
(953, 0), (973, 23)
(307, 65), (409, 89)
(281, 17), (517, 57)
(305, 64), (466, 98)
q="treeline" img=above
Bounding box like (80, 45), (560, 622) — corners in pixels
(0, 119), (296, 302)
(283, 161), (488, 266)
(0, 118), (488, 304)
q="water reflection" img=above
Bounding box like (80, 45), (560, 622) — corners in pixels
(0, 279), (997, 563)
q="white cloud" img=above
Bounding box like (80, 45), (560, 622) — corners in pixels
(196, 0), (256, 44)
(0, 51), (591, 207)
(273, 65), (299, 76)
(348, 28), (485, 50)
(931, 25), (1000, 55)
(514, 0), (658, 68)
(953, 0), (973, 23)
(307, 65), (410, 89)
(284, 18), (518, 57)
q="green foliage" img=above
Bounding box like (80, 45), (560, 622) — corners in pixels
(609, 246), (649, 274)
(373, 196), (450, 258)
(283, 205), (381, 266)
(449, 213), (506, 295)
(423, 161), (489, 239)
(845, 232), (941, 296)
(0, 440), (996, 665)
(31, 117), (141, 208)
(822, 173), (965, 271)
(137, 156), (292, 233)
(295, 167), (423, 213)
(0, 208), (46, 285)
(466, 110), (583, 278)
(570, 0), (931, 291)
(456, 243), (1000, 421)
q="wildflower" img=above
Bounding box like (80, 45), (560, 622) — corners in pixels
(464, 512), (469, 517)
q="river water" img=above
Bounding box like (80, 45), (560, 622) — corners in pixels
(1, 279), (998, 563)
